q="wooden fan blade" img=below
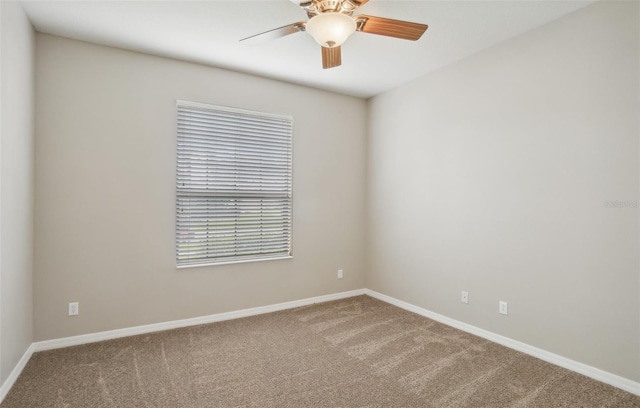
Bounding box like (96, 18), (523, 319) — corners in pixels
(240, 22), (305, 44)
(321, 46), (341, 69)
(356, 15), (428, 41)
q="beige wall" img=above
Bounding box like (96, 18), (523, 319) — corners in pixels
(34, 34), (367, 341)
(0, 1), (35, 384)
(366, 1), (639, 381)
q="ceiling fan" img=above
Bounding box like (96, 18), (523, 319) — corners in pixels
(240, 0), (428, 69)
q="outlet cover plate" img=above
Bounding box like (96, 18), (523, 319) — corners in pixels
(68, 302), (79, 316)
(499, 301), (508, 315)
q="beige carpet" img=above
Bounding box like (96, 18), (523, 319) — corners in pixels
(2, 295), (639, 407)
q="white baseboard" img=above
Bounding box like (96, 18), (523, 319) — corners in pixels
(0, 343), (35, 402)
(364, 289), (640, 397)
(33, 289), (366, 352)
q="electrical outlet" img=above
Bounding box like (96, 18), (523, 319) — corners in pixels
(461, 291), (469, 304)
(338, 269), (344, 279)
(499, 301), (508, 315)
(68, 302), (79, 316)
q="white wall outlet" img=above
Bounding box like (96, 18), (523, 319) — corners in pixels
(68, 302), (79, 316)
(499, 301), (508, 315)
(461, 291), (469, 304)
(338, 269), (344, 279)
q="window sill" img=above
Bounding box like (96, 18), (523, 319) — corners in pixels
(176, 255), (293, 269)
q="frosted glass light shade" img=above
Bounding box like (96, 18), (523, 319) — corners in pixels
(305, 13), (356, 48)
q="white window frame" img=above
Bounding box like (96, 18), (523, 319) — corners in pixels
(176, 100), (293, 268)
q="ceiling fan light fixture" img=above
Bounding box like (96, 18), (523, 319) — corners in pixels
(305, 13), (356, 48)
(240, 0), (429, 69)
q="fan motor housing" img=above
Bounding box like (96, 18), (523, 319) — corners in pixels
(302, 0), (362, 17)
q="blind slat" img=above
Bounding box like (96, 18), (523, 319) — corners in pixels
(176, 101), (293, 266)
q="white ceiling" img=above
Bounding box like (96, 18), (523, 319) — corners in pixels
(21, 0), (596, 98)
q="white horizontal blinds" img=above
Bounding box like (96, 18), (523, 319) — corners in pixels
(176, 101), (293, 266)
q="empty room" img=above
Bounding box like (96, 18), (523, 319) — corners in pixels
(1, 0), (639, 406)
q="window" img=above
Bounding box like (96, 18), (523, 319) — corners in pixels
(176, 101), (293, 267)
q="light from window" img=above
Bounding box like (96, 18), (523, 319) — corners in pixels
(176, 101), (293, 267)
